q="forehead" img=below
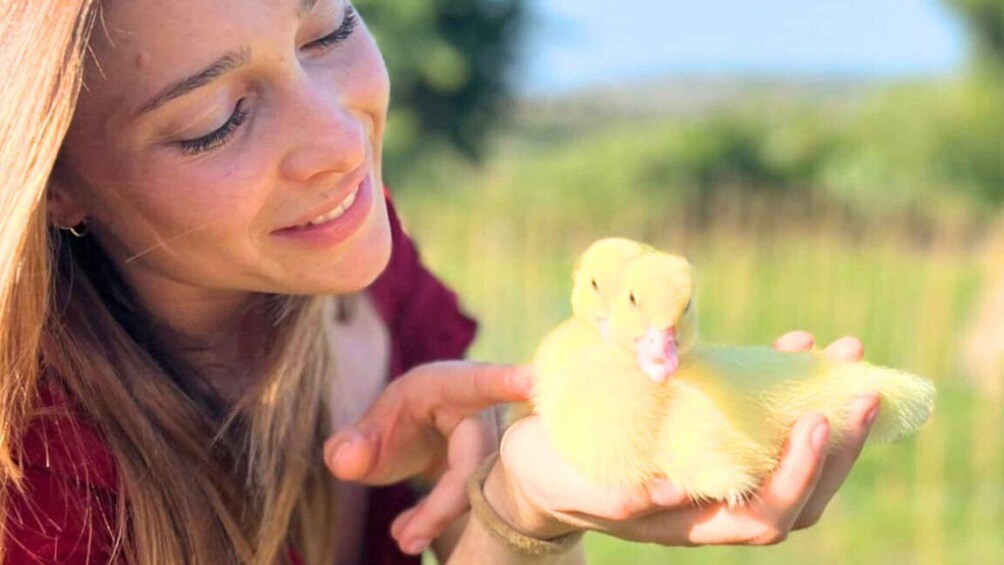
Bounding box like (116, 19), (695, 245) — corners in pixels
(84, 0), (299, 111)
(628, 255), (693, 293)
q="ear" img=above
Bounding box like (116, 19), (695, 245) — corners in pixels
(46, 167), (88, 228)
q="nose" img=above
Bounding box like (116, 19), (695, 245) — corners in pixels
(278, 83), (368, 183)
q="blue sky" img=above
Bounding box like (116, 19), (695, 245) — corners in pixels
(520, 0), (968, 94)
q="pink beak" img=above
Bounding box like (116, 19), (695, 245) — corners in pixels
(636, 326), (679, 384)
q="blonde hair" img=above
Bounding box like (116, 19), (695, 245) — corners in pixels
(2, 2), (340, 563)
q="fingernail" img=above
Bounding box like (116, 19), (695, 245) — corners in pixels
(649, 479), (685, 506)
(863, 403), (881, 428)
(404, 538), (429, 555)
(811, 421), (830, 451)
(326, 433), (357, 468)
(390, 508), (415, 539)
(848, 393), (875, 412)
(325, 440), (343, 468)
(513, 368), (535, 395)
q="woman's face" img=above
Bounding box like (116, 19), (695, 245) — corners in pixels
(56, 0), (392, 303)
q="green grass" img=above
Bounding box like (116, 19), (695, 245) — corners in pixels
(395, 158), (1001, 564)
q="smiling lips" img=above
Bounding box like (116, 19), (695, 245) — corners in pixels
(277, 164), (370, 231)
(270, 170), (375, 247)
(297, 188), (359, 228)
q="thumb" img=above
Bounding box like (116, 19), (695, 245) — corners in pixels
(324, 429), (376, 481)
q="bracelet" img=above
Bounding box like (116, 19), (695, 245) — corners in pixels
(466, 453), (583, 557)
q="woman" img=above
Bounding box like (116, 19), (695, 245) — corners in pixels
(0, 0), (880, 563)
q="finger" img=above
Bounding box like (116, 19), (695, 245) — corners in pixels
(793, 395), (880, 530)
(395, 469), (471, 555)
(429, 363), (534, 415)
(646, 478), (691, 508)
(323, 431), (376, 481)
(753, 413), (829, 525)
(390, 506), (419, 541)
(773, 331), (815, 352)
(823, 336), (865, 362)
(674, 413), (830, 547)
(394, 416), (492, 554)
(419, 411), (497, 485)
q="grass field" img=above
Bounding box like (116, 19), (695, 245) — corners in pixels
(395, 154), (1002, 563)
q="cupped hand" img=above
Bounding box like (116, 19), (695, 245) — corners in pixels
(484, 332), (880, 546)
(772, 331), (878, 529)
(323, 360), (532, 554)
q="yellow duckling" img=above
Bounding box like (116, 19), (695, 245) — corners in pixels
(534, 244), (936, 506)
(569, 237), (655, 337)
(509, 238), (651, 424)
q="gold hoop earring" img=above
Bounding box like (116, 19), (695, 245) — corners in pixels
(60, 222), (89, 238)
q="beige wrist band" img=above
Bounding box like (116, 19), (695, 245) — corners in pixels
(467, 453), (583, 557)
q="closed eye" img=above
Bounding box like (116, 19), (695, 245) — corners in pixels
(178, 98), (249, 155)
(175, 5), (359, 156)
(306, 5), (358, 50)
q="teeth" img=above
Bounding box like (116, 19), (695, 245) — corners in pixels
(305, 190), (358, 226)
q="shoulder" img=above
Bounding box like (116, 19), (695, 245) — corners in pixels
(5, 384), (119, 563)
(18, 385), (118, 491)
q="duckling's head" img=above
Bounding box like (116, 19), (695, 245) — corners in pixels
(609, 252), (698, 384)
(570, 238), (650, 338)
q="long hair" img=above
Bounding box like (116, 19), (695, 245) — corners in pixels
(1, 2), (340, 563)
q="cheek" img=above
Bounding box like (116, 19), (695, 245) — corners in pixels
(72, 147), (271, 268)
(117, 158), (263, 231)
(337, 30), (391, 127)
(63, 105), (264, 227)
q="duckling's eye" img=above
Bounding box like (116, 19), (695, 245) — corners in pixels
(684, 298), (693, 313)
(591, 279), (599, 291)
(629, 292), (637, 306)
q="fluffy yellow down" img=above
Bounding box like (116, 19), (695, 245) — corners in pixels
(527, 239), (936, 506)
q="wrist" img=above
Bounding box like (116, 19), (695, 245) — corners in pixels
(482, 454), (579, 540)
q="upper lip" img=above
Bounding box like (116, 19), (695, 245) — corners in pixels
(276, 165), (370, 231)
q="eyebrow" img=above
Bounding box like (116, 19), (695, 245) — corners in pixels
(136, 48), (252, 117)
(299, 0), (320, 18)
(134, 0), (327, 118)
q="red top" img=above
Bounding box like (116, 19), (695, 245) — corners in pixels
(4, 190), (478, 565)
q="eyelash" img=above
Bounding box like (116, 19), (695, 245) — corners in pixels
(179, 98), (250, 155)
(177, 5), (359, 156)
(313, 5), (358, 50)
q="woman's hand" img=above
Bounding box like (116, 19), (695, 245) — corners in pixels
(323, 360), (532, 554)
(483, 332), (879, 547)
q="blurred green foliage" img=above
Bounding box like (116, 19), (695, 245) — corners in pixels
(353, 0), (526, 179)
(822, 77), (1004, 218)
(403, 4), (1003, 563)
(397, 165), (1001, 565)
(945, 0), (1004, 67)
(818, 0), (1004, 218)
(482, 112), (837, 229)
(354, 0), (1004, 220)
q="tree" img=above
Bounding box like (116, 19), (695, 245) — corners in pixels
(354, 0), (526, 180)
(945, 0), (1004, 69)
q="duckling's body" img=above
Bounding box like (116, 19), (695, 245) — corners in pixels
(532, 318), (666, 486)
(508, 238), (652, 425)
(653, 346), (934, 505)
(528, 239), (936, 505)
